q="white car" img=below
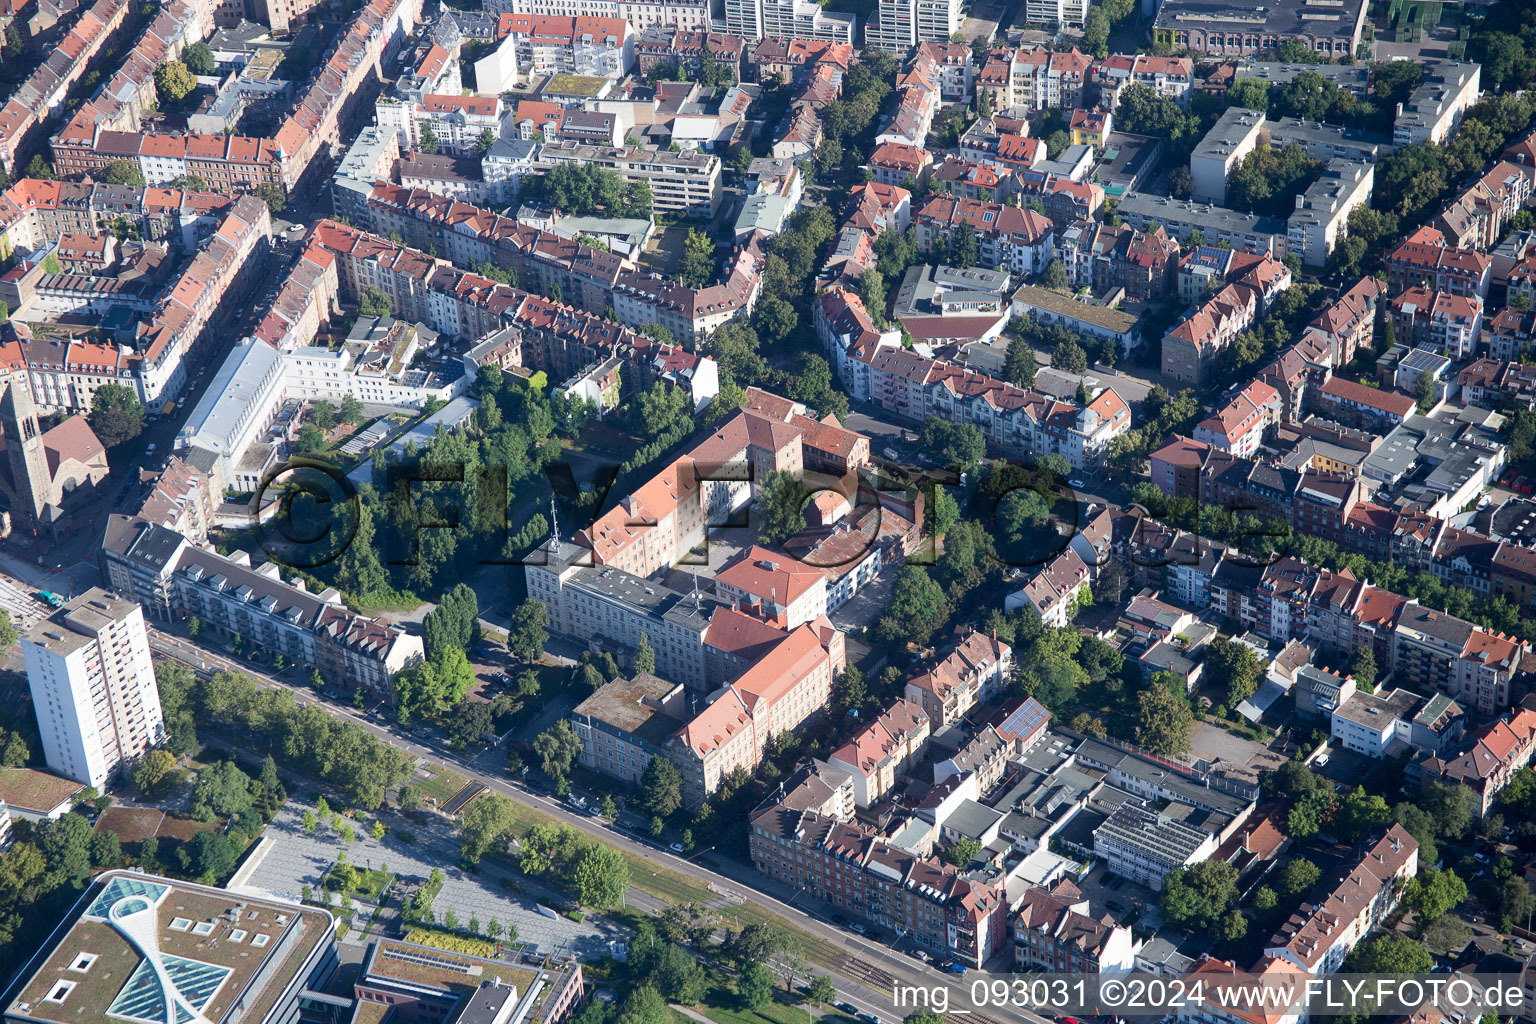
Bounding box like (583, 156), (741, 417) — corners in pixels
(1315, 754), (1330, 767)
(669, 842), (685, 853)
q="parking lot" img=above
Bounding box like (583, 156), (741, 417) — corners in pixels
(239, 797), (623, 957)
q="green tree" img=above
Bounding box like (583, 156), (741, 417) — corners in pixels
(398, 785), (420, 812)
(419, 124), (441, 154)
(640, 756), (683, 818)
(739, 962), (775, 1009)
(189, 761), (254, 822)
(634, 633), (656, 675)
(1406, 868), (1467, 926)
(0, 609), (18, 651)
(90, 830), (122, 868)
(1004, 336), (1037, 388)
(507, 600), (548, 662)
(1319, 784), (1380, 842)
(1039, 259), (1070, 291)
(23, 155), (53, 181)
(358, 285), (392, 317)
(1276, 857), (1320, 899)
(572, 843), (629, 907)
(1415, 370), (1438, 413)
(1206, 637), (1262, 708)
(133, 750), (179, 797)
(618, 988), (668, 1024)
(757, 468), (811, 546)
(946, 837), (982, 865)
(183, 41), (216, 75)
(182, 830), (237, 881)
(678, 228), (716, 288)
(808, 976), (837, 1007)
(1137, 685), (1194, 755)
(457, 792), (518, 863)
(339, 394), (364, 425)
(1345, 933), (1433, 975)
(474, 128), (497, 156)
(876, 565), (949, 646)
(533, 720), (582, 781)
(1160, 860), (1240, 933)
(88, 382), (147, 448)
(1053, 337), (1089, 374)
(921, 416), (985, 466)
(154, 60), (197, 102)
(254, 183), (287, 214)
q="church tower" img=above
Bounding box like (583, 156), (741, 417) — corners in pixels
(2, 378), (51, 525)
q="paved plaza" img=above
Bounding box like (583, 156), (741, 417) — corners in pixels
(243, 797), (623, 958)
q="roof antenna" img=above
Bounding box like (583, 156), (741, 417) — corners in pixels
(693, 570), (700, 612)
(550, 495), (560, 551)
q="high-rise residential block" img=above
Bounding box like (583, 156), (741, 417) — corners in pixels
(22, 589), (163, 789)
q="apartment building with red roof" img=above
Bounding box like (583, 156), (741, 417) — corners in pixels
(1384, 225), (1492, 298)
(905, 629), (1013, 727)
(1194, 380), (1281, 457)
(1420, 705), (1536, 813)
(826, 698), (931, 806)
(749, 802), (1008, 967)
(1308, 375), (1416, 432)
(1265, 824), (1418, 973)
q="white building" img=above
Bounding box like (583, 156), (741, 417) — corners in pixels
(22, 589), (164, 789)
(376, 94), (505, 157)
(1287, 159), (1374, 269)
(864, 0), (962, 48)
(1189, 106), (1265, 205)
(177, 337), (286, 493)
(723, 0), (856, 41)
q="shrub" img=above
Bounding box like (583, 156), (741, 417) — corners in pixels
(404, 928), (497, 957)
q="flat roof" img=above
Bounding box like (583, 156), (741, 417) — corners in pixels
(1154, 0), (1368, 43)
(1011, 284), (1140, 333)
(181, 337), (283, 455)
(6, 871), (333, 1024)
(0, 768), (83, 813)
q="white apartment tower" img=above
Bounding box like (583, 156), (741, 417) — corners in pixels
(724, 0), (856, 40)
(22, 589), (163, 789)
(865, 0), (961, 48)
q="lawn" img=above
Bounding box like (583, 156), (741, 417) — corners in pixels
(696, 993), (826, 1024)
(417, 766), (470, 806)
(156, 815), (220, 842)
(95, 807), (165, 843)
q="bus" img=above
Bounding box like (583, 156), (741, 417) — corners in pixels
(37, 591), (64, 608)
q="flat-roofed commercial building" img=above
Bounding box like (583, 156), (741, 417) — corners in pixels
(4, 871), (338, 1024)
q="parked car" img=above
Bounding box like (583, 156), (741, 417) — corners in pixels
(1069, 478), (1085, 488)
(944, 962), (966, 975)
(859, 1013), (880, 1024)
(669, 842), (685, 853)
(1315, 754), (1330, 767)
(836, 1004), (858, 1016)
(883, 447), (899, 460)
(851, 923), (866, 935)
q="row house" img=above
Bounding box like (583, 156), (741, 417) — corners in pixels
(102, 515), (423, 693)
(748, 38), (853, 84)
(1431, 161), (1532, 251)
(1014, 172), (1103, 231)
(1459, 358), (1536, 411)
(1265, 825), (1418, 974)
(1014, 879), (1138, 974)
(1394, 601), (1527, 717)
(1383, 225), (1492, 298)
(958, 118), (1043, 174)
(1058, 221), (1179, 301)
(912, 194), (1055, 275)
(825, 698), (931, 806)
(1093, 54), (1194, 110)
(49, 0), (210, 148)
(1306, 275), (1385, 368)
(904, 628), (1013, 728)
(1387, 288), (1483, 359)
(749, 803), (1009, 966)
(1307, 375), (1415, 433)
(499, 14), (635, 79)
(1419, 706), (1536, 815)
(1488, 305), (1536, 361)
(1492, 542), (1536, 613)
(974, 46), (1091, 115)
(1005, 546), (1091, 628)
(634, 27), (747, 80)
(134, 195), (271, 403)
(1162, 254), (1290, 385)
(0, 0), (131, 171)
(1193, 379), (1281, 457)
